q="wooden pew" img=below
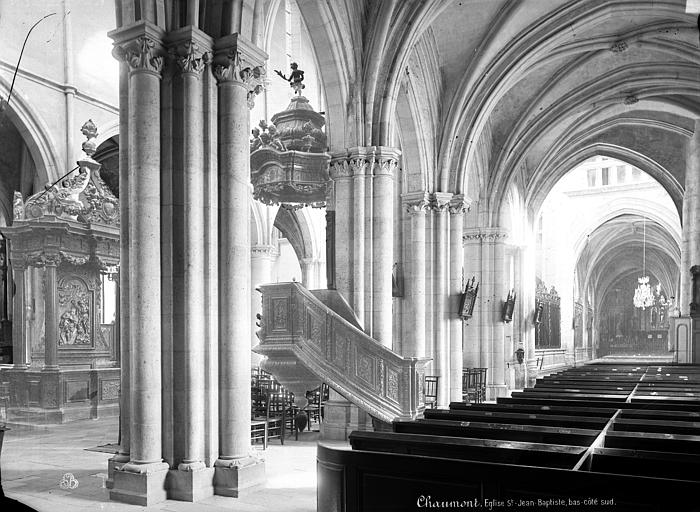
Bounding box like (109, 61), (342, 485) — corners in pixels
(349, 431), (585, 469)
(318, 443), (700, 512)
(424, 408), (609, 429)
(394, 419), (600, 446)
(604, 430), (700, 454)
(449, 401), (617, 418)
(589, 447), (700, 481)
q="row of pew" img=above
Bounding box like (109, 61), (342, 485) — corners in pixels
(318, 363), (700, 511)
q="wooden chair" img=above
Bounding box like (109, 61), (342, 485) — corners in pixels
(424, 375), (439, 409)
(463, 368), (488, 404)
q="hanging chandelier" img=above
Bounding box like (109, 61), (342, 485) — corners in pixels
(633, 216), (654, 309)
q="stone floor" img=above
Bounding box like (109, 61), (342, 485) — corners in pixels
(1, 416), (326, 512)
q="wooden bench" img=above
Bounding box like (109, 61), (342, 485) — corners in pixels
(424, 408), (609, 429)
(318, 443), (700, 512)
(349, 430), (585, 469)
(589, 447), (700, 481)
(604, 430), (700, 454)
(394, 419), (600, 446)
(449, 401), (617, 418)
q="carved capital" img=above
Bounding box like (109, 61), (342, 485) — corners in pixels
(330, 146), (401, 180)
(448, 194), (471, 215)
(462, 228), (508, 242)
(213, 49), (265, 109)
(171, 41), (208, 76)
(114, 36), (164, 75)
(329, 160), (353, 180)
(404, 199), (429, 215)
(429, 192), (452, 213)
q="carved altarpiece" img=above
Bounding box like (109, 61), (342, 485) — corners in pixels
(0, 121), (121, 422)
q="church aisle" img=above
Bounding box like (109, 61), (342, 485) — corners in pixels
(2, 416), (320, 511)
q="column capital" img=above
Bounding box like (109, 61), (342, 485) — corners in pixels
(330, 146), (401, 179)
(448, 194), (472, 215)
(462, 227), (509, 243)
(212, 34), (267, 109)
(251, 244), (278, 258)
(402, 192), (430, 214)
(110, 22), (166, 76)
(429, 192), (453, 213)
(165, 27), (213, 77)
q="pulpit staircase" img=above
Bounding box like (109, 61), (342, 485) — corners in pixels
(253, 282), (430, 424)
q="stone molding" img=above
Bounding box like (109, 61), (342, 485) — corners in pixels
(329, 146), (401, 181)
(462, 228), (509, 242)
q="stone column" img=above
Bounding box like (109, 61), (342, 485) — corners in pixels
(490, 236), (508, 399)
(520, 232), (538, 388)
(448, 196), (469, 402)
(431, 193), (451, 407)
(108, 58), (130, 485)
(212, 36), (266, 497)
(11, 261), (28, 369)
(371, 150), (398, 348)
(402, 194), (428, 358)
(251, 244), (276, 365)
(43, 257), (59, 370)
(168, 31), (211, 500)
(352, 160), (366, 325)
(328, 160), (353, 307)
(109, 26), (170, 506)
(682, 119), (700, 314)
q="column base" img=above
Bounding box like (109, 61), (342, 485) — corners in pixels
(486, 384), (508, 401)
(213, 456), (265, 497)
(167, 464), (214, 502)
(106, 453), (130, 490)
(109, 461), (170, 506)
(320, 399), (373, 440)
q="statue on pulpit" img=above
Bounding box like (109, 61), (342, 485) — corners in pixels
(274, 62), (305, 95)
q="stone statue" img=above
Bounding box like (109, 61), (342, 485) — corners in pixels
(275, 62), (305, 95)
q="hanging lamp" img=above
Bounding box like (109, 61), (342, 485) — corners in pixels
(633, 216), (654, 309)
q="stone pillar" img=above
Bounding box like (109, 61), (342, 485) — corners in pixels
(109, 58), (130, 482)
(490, 236), (508, 399)
(330, 147), (400, 339)
(448, 196), (469, 402)
(431, 193), (451, 407)
(11, 262), (28, 369)
(251, 244), (276, 365)
(520, 232), (538, 388)
(402, 194), (428, 358)
(167, 30), (211, 501)
(462, 228), (509, 398)
(352, 162), (366, 325)
(212, 36), (266, 497)
(682, 119), (700, 314)
(372, 154), (397, 348)
(43, 257), (59, 370)
(109, 26), (170, 506)
(329, 160), (353, 306)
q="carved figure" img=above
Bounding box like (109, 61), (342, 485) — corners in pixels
(274, 62), (305, 95)
(250, 127), (263, 152)
(13, 191), (23, 220)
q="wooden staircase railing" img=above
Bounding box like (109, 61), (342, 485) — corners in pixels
(253, 282), (430, 423)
